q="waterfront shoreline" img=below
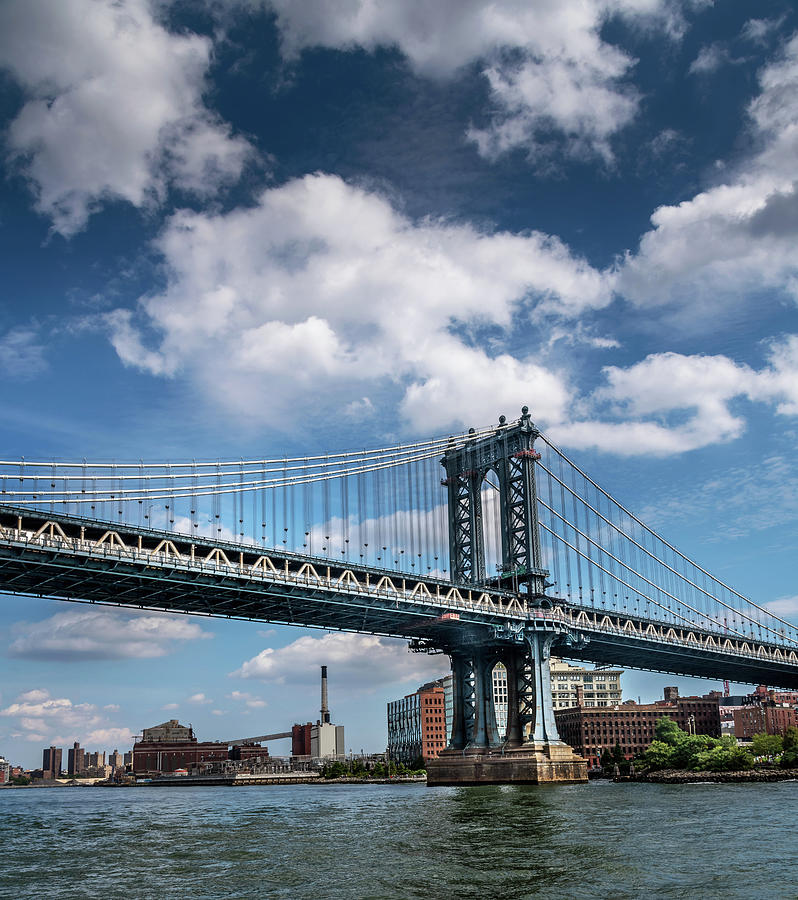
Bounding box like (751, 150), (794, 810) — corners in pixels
(1, 774), (427, 789)
(630, 767), (798, 784)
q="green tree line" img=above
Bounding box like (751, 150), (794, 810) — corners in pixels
(636, 720), (798, 773)
(319, 757), (427, 779)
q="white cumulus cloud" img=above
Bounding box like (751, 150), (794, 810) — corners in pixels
(231, 631), (447, 688)
(766, 595), (798, 619)
(228, 691), (267, 708)
(106, 172), (607, 431)
(187, 693), (212, 705)
(552, 337), (798, 455)
(618, 32), (798, 309)
(0, 0), (251, 236)
(0, 688), (135, 749)
(8, 607), (212, 660)
(258, 0), (681, 162)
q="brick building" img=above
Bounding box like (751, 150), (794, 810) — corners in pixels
(67, 742), (85, 776)
(555, 688), (721, 767)
(387, 679), (448, 764)
(132, 720), (229, 774)
(229, 743), (269, 762)
(418, 682), (447, 760)
(292, 723), (312, 757)
(132, 739), (229, 774)
(733, 705), (798, 739)
(42, 746), (62, 779)
(716, 685), (798, 738)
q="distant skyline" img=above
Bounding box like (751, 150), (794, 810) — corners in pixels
(2, 0), (798, 768)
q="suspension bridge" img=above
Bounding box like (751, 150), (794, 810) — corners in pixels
(1, 407), (796, 783)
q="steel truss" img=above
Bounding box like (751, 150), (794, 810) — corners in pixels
(443, 408), (547, 595)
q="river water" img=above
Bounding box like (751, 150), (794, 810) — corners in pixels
(1, 780), (796, 899)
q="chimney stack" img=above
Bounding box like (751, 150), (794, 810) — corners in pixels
(320, 665), (330, 724)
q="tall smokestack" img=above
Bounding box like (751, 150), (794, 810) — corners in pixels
(320, 665), (330, 724)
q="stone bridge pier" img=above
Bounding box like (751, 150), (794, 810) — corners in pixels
(426, 630), (588, 785)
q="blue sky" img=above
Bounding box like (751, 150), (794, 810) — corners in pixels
(2, 0), (798, 768)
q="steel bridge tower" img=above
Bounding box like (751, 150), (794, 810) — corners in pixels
(428, 407), (588, 785)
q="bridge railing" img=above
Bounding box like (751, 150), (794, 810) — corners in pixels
(3, 515), (797, 668)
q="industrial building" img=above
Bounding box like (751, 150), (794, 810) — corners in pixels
(132, 720), (270, 774)
(291, 665), (345, 759)
(134, 667), (344, 774)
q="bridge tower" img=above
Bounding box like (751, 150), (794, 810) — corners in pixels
(427, 407), (588, 785)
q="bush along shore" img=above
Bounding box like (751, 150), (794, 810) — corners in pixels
(609, 720), (798, 783)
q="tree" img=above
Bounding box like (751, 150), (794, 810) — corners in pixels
(321, 761), (346, 779)
(750, 733), (783, 758)
(780, 749), (798, 769)
(653, 717), (682, 745)
(639, 740), (675, 771)
(692, 744), (754, 772)
(782, 726), (798, 752)
(600, 748), (615, 772)
(639, 721), (755, 773)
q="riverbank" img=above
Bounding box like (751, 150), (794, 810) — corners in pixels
(1, 774), (427, 789)
(629, 767), (798, 784)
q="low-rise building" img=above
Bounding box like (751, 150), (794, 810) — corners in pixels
(0, 755), (11, 784)
(229, 742), (269, 762)
(715, 685), (798, 738)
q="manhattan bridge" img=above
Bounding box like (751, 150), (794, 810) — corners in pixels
(1, 408), (796, 783)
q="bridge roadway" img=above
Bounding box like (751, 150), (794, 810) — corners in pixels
(1, 505), (797, 689)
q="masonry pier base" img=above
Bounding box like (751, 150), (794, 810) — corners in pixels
(426, 743), (588, 786)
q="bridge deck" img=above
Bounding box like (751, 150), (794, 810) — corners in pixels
(1, 505), (797, 688)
